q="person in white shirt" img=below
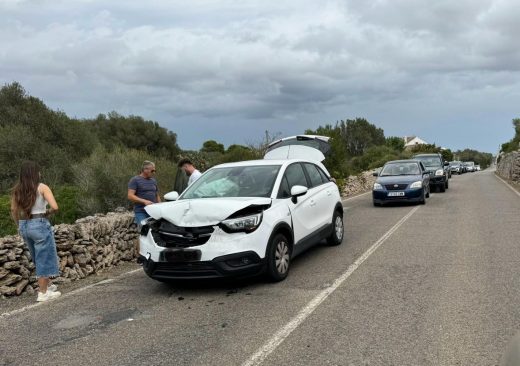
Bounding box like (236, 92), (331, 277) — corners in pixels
(178, 158), (202, 186)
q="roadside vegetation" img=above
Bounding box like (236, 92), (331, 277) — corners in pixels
(0, 82), (494, 235)
(500, 119), (520, 154)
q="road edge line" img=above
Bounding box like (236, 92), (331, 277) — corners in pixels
(241, 206), (420, 366)
(341, 191), (371, 203)
(494, 173), (520, 198)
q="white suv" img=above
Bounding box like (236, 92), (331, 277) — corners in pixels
(138, 135), (344, 282)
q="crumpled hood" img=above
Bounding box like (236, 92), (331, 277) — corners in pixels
(145, 197), (272, 227)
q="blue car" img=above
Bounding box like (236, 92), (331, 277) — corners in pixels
(372, 160), (430, 206)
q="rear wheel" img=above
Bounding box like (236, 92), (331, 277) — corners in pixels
(266, 233), (291, 282)
(327, 210), (344, 246)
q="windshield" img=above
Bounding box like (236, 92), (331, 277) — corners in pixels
(465, 162), (475, 167)
(380, 162), (421, 176)
(180, 165), (281, 199)
(414, 155), (441, 167)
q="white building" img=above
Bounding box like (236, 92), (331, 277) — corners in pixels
(404, 136), (428, 150)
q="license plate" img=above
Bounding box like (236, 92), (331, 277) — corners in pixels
(163, 250), (201, 262)
(388, 191), (405, 197)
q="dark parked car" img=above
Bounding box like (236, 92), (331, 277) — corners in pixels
(372, 160), (430, 206)
(413, 153), (449, 192)
(445, 162), (452, 179)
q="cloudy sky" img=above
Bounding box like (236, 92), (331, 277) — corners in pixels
(1, 0), (519, 153)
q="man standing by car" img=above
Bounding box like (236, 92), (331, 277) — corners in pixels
(178, 158), (202, 187)
(128, 160), (161, 228)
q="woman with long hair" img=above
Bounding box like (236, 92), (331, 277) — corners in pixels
(11, 161), (61, 302)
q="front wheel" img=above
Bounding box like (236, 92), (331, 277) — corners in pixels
(266, 233), (291, 282)
(327, 210), (344, 246)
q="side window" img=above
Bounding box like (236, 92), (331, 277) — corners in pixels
(280, 164), (308, 198)
(277, 176), (291, 199)
(419, 162), (425, 172)
(317, 166), (330, 184)
(303, 163), (324, 188)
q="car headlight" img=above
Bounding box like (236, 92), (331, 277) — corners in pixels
(435, 169), (444, 176)
(221, 213), (262, 233)
(373, 183), (383, 190)
(410, 181), (422, 189)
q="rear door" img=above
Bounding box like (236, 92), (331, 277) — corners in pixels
(302, 162), (335, 229)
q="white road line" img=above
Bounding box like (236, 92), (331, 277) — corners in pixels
(495, 174), (520, 198)
(241, 206), (421, 366)
(341, 191), (371, 203)
(0, 268), (142, 320)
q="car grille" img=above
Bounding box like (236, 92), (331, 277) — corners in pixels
(385, 184), (408, 190)
(152, 262), (220, 278)
(151, 220), (215, 248)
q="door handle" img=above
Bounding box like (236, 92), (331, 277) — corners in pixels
(326, 190), (332, 196)
(310, 200), (316, 206)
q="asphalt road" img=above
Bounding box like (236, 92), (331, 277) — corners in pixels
(1, 170), (520, 366)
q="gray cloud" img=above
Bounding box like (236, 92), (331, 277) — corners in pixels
(0, 0), (518, 152)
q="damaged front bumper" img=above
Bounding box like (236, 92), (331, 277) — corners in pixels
(138, 218), (274, 280)
(139, 251), (265, 279)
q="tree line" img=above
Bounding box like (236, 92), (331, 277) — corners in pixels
(0, 82), (493, 235)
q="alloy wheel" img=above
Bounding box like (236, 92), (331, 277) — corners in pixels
(335, 216), (344, 241)
(275, 240), (290, 274)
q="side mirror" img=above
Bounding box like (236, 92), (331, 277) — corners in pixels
(372, 171), (379, 177)
(290, 185), (308, 203)
(164, 191), (179, 201)
(444, 161), (450, 166)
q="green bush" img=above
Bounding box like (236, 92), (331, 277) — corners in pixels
(348, 145), (410, 173)
(72, 146), (178, 215)
(51, 185), (82, 225)
(0, 195), (16, 237)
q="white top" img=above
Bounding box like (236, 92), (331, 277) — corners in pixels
(188, 169), (202, 186)
(31, 184), (47, 214)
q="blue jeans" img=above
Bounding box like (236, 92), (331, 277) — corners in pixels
(18, 218), (60, 278)
(134, 211), (150, 228)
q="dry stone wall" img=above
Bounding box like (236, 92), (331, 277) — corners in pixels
(496, 151), (520, 183)
(342, 171), (377, 197)
(0, 211), (138, 298)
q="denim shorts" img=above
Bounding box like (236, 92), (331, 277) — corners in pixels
(18, 218), (60, 278)
(134, 211), (150, 228)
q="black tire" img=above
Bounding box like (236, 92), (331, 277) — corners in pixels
(445, 179), (449, 190)
(266, 233), (291, 282)
(327, 210), (344, 246)
(373, 201), (380, 207)
(419, 189), (426, 205)
(439, 183), (446, 192)
(425, 185), (430, 198)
